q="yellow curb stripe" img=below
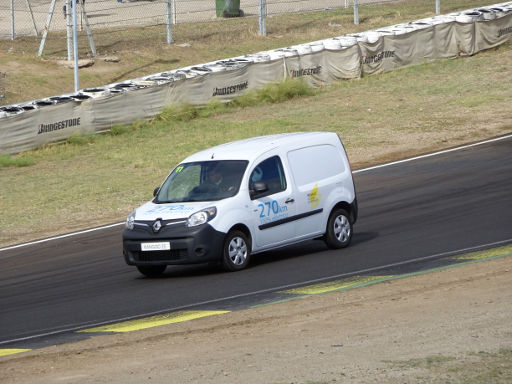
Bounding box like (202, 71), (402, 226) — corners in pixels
(451, 244), (512, 260)
(0, 349), (31, 357)
(78, 310), (230, 333)
(282, 276), (393, 295)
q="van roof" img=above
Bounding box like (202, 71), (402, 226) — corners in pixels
(183, 132), (340, 163)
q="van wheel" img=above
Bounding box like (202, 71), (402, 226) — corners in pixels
(137, 265), (166, 277)
(222, 230), (250, 271)
(325, 208), (353, 249)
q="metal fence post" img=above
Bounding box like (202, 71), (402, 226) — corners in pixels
(79, 0), (96, 57)
(259, 0), (267, 36)
(354, 0), (359, 25)
(166, 0), (173, 43)
(38, 0), (57, 56)
(25, 0), (39, 36)
(11, 0), (15, 40)
(72, 0), (79, 92)
(436, 0), (440, 15)
(66, 0), (73, 60)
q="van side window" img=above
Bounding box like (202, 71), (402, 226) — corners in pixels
(250, 156), (287, 198)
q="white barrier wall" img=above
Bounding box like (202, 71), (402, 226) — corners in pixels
(1, 3), (511, 154)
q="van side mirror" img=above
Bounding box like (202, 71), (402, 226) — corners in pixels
(153, 187), (160, 197)
(250, 182), (268, 199)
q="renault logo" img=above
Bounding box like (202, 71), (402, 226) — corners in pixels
(152, 219), (162, 233)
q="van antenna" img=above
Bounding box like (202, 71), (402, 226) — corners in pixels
(211, 153), (215, 159)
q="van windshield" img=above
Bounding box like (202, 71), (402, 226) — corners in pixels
(155, 160), (249, 203)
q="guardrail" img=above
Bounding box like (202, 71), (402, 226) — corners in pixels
(1, 2), (511, 154)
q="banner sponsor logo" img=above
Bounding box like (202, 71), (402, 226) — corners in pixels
(290, 66), (322, 78)
(212, 81), (249, 96)
(37, 117), (81, 134)
(362, 51), (395, 64)
(497, 27), (512, 38)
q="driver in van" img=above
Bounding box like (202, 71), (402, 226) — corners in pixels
(206, 166), (235, 194)
(207, 167), (223, 186)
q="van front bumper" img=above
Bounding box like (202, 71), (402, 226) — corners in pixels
(123, 222), (225, 266)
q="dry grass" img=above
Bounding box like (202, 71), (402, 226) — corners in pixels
(384, 349), (512, 383)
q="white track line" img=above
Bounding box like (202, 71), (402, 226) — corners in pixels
(1, 134), (512, 253)
(353, 133), (512, 174)
(0, 223), (124, 253)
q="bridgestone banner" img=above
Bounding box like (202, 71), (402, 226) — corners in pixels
(89, 84), (169, 129)
(1, 3), (511, 154)
(476, 12), (512, 50)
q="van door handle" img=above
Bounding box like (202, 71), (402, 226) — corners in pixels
(285, 198), (295, 204)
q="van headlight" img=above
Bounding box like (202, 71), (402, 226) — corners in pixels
(187, 207), (217, 227)
(126, 210), (136, 230)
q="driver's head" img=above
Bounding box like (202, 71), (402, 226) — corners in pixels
(208, 167), (222, 184)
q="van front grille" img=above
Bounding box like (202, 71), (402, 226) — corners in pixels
(135, 249), (186, 262)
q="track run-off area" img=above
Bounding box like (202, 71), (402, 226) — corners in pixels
(1, 134), (512, 357)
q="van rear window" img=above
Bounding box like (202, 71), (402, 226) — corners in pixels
(287, 145), (345, 187)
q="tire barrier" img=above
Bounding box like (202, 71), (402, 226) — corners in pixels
(1, 2), (511, 154)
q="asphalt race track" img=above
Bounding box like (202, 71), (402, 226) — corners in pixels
(1, 136), (511, 347)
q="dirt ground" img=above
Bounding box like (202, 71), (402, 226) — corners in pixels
(2, 254), (511, 383)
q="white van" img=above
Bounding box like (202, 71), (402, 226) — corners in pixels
(123, 132), (358, 277)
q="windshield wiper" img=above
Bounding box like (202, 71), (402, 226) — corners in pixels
(155, 199), (182, 204)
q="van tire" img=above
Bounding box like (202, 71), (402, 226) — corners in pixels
(325, 208), (353, 249)
(137, 265), (166, 278)
(222, 230), (251, 271)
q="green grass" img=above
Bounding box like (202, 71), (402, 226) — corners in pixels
(133, 78), (315, 125)
(65, 133), (98, 146)
(0, 154), (35, 168)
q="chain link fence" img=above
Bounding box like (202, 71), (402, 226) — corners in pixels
(0, 0), (406, 54)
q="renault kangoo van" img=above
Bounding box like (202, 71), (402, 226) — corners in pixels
(123, 132), (357, 276)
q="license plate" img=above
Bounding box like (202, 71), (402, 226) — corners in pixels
(141, 242), (171, 252)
